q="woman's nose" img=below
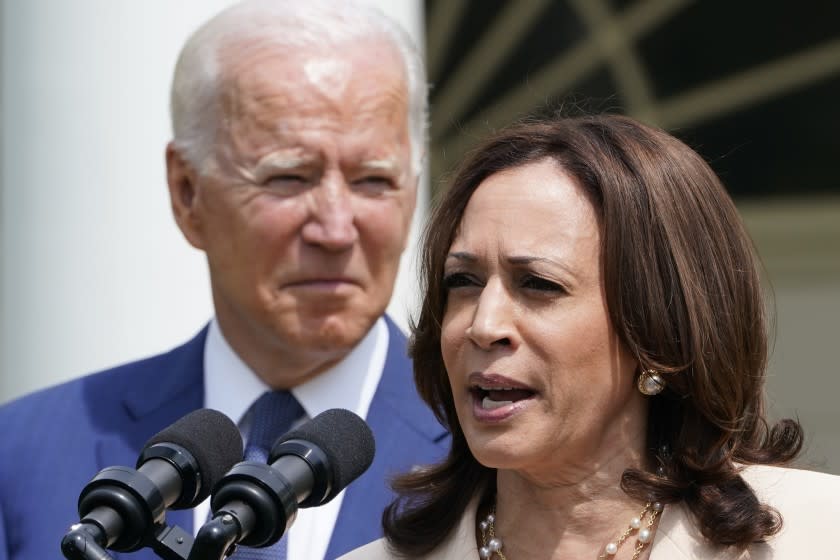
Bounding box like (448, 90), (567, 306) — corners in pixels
(465, 280), (516, 350)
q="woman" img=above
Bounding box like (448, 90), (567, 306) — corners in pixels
(340, 114), (840, 559)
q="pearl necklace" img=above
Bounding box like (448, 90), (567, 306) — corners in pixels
(478, 500), (664, 560)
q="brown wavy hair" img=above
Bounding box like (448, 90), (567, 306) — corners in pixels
(383, 113), (803, 555)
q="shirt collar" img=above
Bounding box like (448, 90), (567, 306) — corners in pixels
(203, 317), (389, 426)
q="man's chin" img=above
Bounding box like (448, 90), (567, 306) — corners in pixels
(294, 315), (375, 352)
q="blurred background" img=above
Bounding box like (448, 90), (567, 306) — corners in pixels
(1, 0), (838, 472)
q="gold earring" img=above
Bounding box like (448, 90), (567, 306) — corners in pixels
(637, 369), (666, 396)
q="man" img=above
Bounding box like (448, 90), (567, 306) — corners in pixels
(0, 1), (448, 559)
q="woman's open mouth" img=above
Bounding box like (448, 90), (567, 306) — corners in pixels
(468, 373), (537, 420)
(472, 386), (536, 409)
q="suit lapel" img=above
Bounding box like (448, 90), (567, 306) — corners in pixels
(652, 506), (753, 560)
(650, 501), (723, 560)
(325, 317), (449, 558)
(95, 326), (208, 557)
(366, 317), (449, 442)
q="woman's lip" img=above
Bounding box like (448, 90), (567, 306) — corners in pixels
(466, 372), (538, 423)
(467, 372), (535, 391)
(470, 390), (534, 422)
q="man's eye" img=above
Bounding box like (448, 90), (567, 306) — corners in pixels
(261, 174), (311, 194)
(521, 275), (564, 292)
(352, 176), (395, 191)
(443, 273), (477, 289)
(266, 174), (308, 185)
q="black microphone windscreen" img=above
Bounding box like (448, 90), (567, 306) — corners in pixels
(271, 409), (375, 499)
(144, 409), (243, 504)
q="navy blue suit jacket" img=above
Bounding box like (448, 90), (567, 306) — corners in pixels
(0, 318), (448, 559)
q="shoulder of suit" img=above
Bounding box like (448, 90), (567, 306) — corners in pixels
(0, 328), (206, 434)
(3, 327), (205, 402)
(337, 538), (394, 560)
(740, 463), (840, 503)
(740, 464), (840, 555)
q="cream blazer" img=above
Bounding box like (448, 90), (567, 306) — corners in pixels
(338, 465), (840, 559)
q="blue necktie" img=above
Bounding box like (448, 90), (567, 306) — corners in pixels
(231, 390), (305, 559)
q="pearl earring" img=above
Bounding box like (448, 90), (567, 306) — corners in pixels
(637, 369), (666, 396)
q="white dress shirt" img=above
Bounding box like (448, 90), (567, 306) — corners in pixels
(194, 317), (389, 560)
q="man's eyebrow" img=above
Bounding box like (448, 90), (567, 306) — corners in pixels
(253, 152), (316, 172)
(358, 158), (401, 172)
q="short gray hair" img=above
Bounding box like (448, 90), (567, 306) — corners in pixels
(170, 0), (428, 176)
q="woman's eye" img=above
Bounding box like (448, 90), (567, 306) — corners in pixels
(521, 275), (564, 292)
(443, 273), (476, 289)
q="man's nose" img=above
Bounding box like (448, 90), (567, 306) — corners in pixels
(465, 279), (516, 350)
(301, 176), (359, 251)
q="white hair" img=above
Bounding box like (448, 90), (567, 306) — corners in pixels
(170, 0), (428, 176)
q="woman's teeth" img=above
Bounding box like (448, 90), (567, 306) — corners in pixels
(477, 386), (534, 409)
(482, 396), (513, 409)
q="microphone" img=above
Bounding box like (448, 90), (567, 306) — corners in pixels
(268, 406), (377, 508)
(61, 409), (243, 558)
(191, 409), (374, 557)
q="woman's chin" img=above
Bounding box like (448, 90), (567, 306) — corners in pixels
(468, 442), (523, 470)
(462, 424), (538, 471)
(457, 393), (548, 469)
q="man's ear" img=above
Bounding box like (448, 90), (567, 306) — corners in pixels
(166, 142), (205, 250)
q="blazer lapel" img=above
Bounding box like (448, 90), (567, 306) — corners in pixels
(94, 326), (208, 558)
(325, 316), (449, 558)
(649, 501), (745, 560)
(368, 316), (449, 444)
(650, 502), (695, 560)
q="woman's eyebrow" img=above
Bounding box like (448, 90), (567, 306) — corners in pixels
(445, 251), (477, 263)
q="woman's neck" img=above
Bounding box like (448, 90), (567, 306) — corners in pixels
(491, 440), (656, 559)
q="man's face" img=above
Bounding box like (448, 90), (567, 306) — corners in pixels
(169, 41), (416, 384)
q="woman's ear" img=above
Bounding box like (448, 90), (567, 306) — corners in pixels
(165, 143), (205, 249)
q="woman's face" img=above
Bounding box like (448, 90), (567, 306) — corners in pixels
(441, 158), (646, 480)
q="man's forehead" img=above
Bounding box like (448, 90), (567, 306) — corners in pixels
(215, 39), (410, 167)
(221, 37), (405, 90)
(221, 48), (407, 124)
(263, 126), (408, 156)
(302, 58), (352, 98)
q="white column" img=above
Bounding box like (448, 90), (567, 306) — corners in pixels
(0, 0), (425, 403)
(374, 0), (430, 335)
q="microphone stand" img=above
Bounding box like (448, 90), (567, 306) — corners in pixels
(61, 524), (114, 560)
(61, 521), (195, 560)
(149, 523), (196, 560)
(186, 513), (243, 560)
